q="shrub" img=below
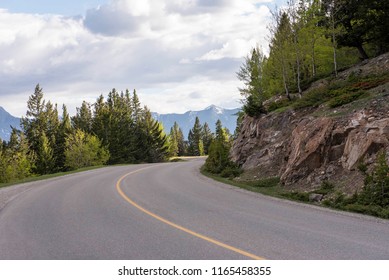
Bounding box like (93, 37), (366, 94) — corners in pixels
(328, 90), (366, 108)
(220, 165), (242, 178)
(253, 177), (280, 188)
(267, 99), (291, 112)
(204, 140), (242, 178)
(293, 88), (330, 109)
(281, 191), (310, 202)
(314, 180), (335, 195)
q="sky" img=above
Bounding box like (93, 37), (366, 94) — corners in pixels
(0, 0), (285, 117)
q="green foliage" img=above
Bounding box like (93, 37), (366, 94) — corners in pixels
(202, 122), (214, 155)
(187, 117), (205, 156)
(252, 177), (280, 188)
(237, 47), (268, 116)
(328, 90), (367, 108)
(281, 191), (310, 202)
(316, 180), (335, 195)
(267, 98), (292, 112)
(238, 0), (387, 114)
(321, 152), (389, 218)
(35, 132), (55, 175)
(137, 109), (170, 163)
(64, 129), (109, 170)
(72, 101), (93, 133)
(0, 129), (34, 183)
(203, 120), (241, 178)
(321, 0), (389, 58)
(293, 87), (330, 109)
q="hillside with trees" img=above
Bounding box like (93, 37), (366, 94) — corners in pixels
(238, 0), (389, 115)
(228, 0), (389, 218)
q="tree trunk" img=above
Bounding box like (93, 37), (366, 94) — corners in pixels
(356, 44), (369, 60)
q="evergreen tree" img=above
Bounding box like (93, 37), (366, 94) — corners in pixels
(215, 119), (229, 144)
(177, 127), (187, 156)
(204, 120), (240, 178)
(55, 104), (72, 171)
(187, 117), (204, 156)
(137, 108), (169, 162)
(21, 84), (46, 156)
(202, 122), (214, 155)
(36, 131), (55, 175)
(168, 126), (179, 157)
(72, 101), (93, 133)
(322, 0), (389, 59)
(21, 84), (58, 174)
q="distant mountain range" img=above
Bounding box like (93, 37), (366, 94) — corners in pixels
(0, 105), (240, 142)
(153, 105), (240, 138)
(0, 107), (21, 141)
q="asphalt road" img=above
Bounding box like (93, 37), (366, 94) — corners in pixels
(1, 158), (389, 259)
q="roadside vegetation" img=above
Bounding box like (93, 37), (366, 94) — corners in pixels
(237, 0), (389, 117)
(202, 0), (389, 219)
(203, 151), (389, 219)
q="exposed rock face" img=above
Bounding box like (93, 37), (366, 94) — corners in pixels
(231, 103), (389, 191)
(231, 53), (389, 192)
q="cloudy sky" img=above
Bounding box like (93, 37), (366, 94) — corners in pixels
(0, 0), (285, 117)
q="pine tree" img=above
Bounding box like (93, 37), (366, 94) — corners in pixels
(177, 127), (187, 156)
(72, 101), (93, 133)
(137, 108), (169, 162)
(215, 119), (229, 144)
(204, 120), (240, 177)
(202, 122), (214, 155)
(36, 131), (54, 175)
(55, 105), (72, 170)
(168, 126), (179, 157)
(21, 84), (58, 174)
(187, 117), (204, 156)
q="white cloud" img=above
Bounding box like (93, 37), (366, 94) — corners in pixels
(0, 0), (275, 117)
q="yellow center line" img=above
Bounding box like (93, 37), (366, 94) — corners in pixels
(116, 165), (266, 260)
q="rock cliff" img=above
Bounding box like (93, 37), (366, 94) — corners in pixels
(231, 53), (389, 194)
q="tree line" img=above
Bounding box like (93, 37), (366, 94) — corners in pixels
(238, 0), (389, 115)
(0, 85), (170, 183)
(168, 117), (231, 158)
(0, 84), (234, 183)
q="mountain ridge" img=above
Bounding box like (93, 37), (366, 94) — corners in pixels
(0, 106), (21, 141)
(0, 105), (240, 142)
(152, 105), (240, 138)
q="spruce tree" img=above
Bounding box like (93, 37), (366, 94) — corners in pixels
(202, 122), (214, 155)
(72, 101), (93, 133)
(188, 117), (204, 156)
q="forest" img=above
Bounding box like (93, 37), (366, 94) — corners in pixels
(0, 84), (233, 183)
(237, 0), (389, 116)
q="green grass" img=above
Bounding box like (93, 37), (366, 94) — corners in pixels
(202, 169), (389, 219)
(0, 165), (106, 189)
(201, 169), (285, 197)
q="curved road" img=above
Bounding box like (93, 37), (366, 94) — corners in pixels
(1, 158), (389, 259)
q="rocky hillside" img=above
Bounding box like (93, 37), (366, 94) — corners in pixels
(231, 53), (389, 195)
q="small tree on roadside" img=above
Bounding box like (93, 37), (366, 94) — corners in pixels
(64, 129), (109, 170)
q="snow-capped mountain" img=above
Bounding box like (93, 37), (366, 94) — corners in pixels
(152, 105), (241, 138)
(0, 107), (21, 141)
